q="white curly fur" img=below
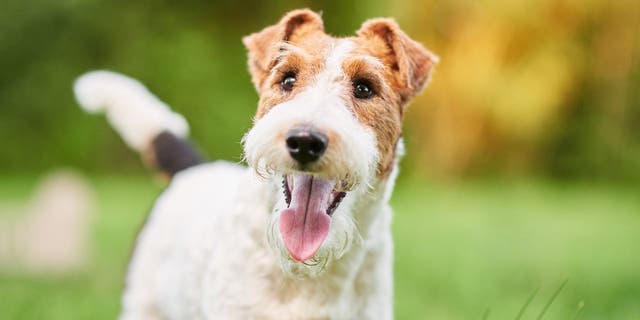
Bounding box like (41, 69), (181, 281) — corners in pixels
(74, 70), (189, 151)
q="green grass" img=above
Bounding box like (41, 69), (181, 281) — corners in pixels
(1, 175), (639, 319)
(392, 178), (640, 319)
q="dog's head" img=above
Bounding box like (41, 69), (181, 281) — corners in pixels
(242, 9), (437, 276)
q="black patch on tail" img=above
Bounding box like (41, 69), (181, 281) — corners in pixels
(151, 131), (203, 176)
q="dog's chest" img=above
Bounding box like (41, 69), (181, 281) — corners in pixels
(199, 249), (376, 320)
(196, 205), (373, 319)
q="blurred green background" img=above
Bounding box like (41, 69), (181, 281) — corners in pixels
(1, 0), (639, 319)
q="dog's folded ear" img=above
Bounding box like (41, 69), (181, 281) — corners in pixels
(357, 19), (439, 104)
(243, 9), (324, 91)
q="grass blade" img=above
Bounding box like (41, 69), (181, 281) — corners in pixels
(515, 287), (539, 320)
(482, 308), (491, 320)
(571, 301), (585, 320)
(536, 278), (569, 320)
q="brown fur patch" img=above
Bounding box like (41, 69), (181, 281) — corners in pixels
(356, 19), (439, 104)
(242, 9), (326, 91)
(254, 42), (328, 119)
(339, 54), (403, 176)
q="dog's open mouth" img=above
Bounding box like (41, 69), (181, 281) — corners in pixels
(278, 173), (347, 262)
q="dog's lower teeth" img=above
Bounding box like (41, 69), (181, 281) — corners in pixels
(282, 177), (292, 206)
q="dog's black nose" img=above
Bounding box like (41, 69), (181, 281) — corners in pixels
(285, 128), (328, 165)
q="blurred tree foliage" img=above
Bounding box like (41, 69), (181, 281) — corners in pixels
(1, 0), (638, 182)
(395, 0), (640, 181)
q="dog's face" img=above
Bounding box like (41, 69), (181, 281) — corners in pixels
(242, 9), (437, 276)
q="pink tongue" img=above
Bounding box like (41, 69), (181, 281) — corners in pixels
(279, 174), (333, 262)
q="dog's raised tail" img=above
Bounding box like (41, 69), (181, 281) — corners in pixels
(74, 70), (202, 177)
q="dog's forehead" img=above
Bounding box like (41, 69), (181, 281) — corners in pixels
(282, 32), (386, 68)
(325, 39), (354, 65)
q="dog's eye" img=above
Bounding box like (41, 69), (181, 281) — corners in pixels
(353, 80), (374, 99)
(281, 72), (297, 92)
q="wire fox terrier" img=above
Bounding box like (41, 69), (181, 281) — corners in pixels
(74, 9), (437, 319)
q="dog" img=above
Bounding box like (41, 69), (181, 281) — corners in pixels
(74, 9), (437, 319)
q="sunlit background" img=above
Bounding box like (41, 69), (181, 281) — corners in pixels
(1, 0), (639, 319)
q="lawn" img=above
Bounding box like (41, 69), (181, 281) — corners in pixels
(1, 175), (638, 319)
